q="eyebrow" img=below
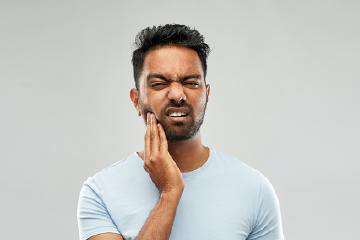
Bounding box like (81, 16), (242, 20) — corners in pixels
(146, 73), (202, 82)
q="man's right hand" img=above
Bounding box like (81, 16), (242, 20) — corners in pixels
(131, 113), (184, 239)
(144, 112), (184, 195)
(88, 113), (183, 240)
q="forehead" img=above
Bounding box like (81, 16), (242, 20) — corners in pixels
(140, 46), (204, 82)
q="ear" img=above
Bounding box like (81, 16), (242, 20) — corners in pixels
(205, 84), (210, 103)
(130, 88), (141, 116)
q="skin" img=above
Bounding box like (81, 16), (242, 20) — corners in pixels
(89, 46), (210, 240)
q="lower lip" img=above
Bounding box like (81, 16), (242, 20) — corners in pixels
(167, 115), (188, 123)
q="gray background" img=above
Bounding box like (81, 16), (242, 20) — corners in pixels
(1, 0), (359, 239)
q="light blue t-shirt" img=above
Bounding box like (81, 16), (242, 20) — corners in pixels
(77, 148), (284, 240)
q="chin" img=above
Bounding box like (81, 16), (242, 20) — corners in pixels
(163, 126), (200, 142)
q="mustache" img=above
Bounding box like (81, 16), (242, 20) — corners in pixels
(160, 101), (193, 115)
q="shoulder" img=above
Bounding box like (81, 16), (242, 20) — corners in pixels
(83, 153), (145, 191)
(210, 148), (264, 180)
(212, 149), (279, 200)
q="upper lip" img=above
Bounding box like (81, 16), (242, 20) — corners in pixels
(166, 107), (189, 116)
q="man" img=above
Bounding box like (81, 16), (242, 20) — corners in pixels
(77, 24), (284, 240)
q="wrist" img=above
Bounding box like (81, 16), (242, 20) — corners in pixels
(160, 186), (184, 203)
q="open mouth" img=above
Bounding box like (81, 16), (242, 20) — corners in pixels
(169, 112), (187, 117)
(166, 109), (189, 123)
(163, 106), (191, 123)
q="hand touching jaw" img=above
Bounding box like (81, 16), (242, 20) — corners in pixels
(143, 112), (184, 195)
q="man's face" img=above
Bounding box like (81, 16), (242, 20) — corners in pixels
(131, 46), (210, 142)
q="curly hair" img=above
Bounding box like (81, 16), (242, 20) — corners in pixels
(132, 24), (211, 89)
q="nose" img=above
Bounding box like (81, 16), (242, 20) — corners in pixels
(167, 82), (186, 103)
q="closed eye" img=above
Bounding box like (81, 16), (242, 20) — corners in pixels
(151, 82), (163, 87)
(150, 82), (169, 89)
(184, 82), (200, 88)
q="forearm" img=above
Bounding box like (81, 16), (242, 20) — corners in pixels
(136, 114), (184, 239)
(136, 190), (183, 240)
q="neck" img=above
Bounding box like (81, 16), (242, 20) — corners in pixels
(167, 132), (209, 173)
(138, 131), (209, 173)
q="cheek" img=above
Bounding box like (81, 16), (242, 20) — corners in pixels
(192, 91), (207, 107)
(139, 99), (151, 113)
(139, 96), (160, 116)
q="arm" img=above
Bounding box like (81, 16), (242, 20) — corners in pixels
(247, 177), (284, 240)
(86, 190), (181, 240)
(77, 179), (123, 240)
(88, 233), (124, 240)
(87, 113), (183, 240)
(82, 113), (183, 240)
(136, 113), (184, 239)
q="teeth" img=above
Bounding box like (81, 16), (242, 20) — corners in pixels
(169, 112), (186, 117)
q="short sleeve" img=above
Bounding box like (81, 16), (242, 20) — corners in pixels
(247, 176), (285, 240)
(77, 178), (120, 240)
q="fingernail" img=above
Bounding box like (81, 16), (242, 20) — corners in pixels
(147, 112), (150, 123)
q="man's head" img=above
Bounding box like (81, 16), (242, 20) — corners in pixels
(132, 24), (210, 90)
(130, 24), (211, 142)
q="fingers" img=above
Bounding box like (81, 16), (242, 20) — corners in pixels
(144, 112), (160, 167)
(144, 113), (151, 163)
(158, 123), (168, 153)
(149, 113), (160, 154)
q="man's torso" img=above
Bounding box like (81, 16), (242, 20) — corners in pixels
(78, 148), (283, 240)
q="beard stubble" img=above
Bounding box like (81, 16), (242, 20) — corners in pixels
(140, 100), (207, 142)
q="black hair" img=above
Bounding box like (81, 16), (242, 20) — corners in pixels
(132, 24), (211, 89)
